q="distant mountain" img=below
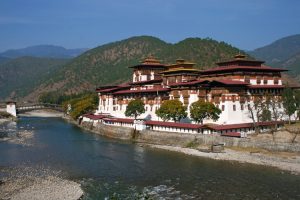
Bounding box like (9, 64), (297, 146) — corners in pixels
(249, 34), (300, 64)
(0, 45), (88, 59)
(248, 34), (300, 82)
(0, 56), (68, 100)
(25, 36), (244, 101)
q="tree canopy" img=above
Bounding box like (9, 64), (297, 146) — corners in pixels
(283, 87), (297, 124)
(190, 101), (221, 124)
(62, 93), (98, 119)
(125, 99), (145, 119)
(155, 100), (187, 122)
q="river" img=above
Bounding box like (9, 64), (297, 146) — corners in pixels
(0, 117), (300, 199)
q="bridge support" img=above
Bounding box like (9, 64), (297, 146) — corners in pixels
(6, 101), (17, 117)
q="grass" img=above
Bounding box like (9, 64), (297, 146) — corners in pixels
(184, 140), (199, 149)
(0, 111), (14, 119)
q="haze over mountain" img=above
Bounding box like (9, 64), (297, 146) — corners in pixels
(0, 45), (88, 59)
(0, 56), (10, 64)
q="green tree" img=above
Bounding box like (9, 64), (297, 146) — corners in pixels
(190, 101), (221, 124)
(294, 90), (300, 121)
(125, 99), (145, 119)
(155, 100), (187, 122)
(260, 109), (272, 122)
(63, 93), (98, 119)
(283, 87), (297, 124)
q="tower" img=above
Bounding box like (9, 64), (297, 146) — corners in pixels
(6, 101), (17, 117)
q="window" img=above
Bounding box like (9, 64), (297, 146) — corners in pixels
(241, 104), (244, 110)
(256, 77), (261, 84)
(222, 105), (225, 111)
(233, 105), (236, 111)
(244, 76), (250, 83)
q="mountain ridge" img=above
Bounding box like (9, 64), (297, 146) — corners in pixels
(23, 35), (244, 101)
(0, 45), (88, 59)
(249, 34), (300, 64)
(0, 56), (69, 100)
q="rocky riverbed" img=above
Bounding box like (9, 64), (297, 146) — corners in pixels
(0, 166), (83, 200)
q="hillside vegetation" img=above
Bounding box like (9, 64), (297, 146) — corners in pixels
(249, 34), (300, 82)
(29, 36), (242, 100)
(0, 57), (68, 100)
(249, 34), (300, 64)
(0, 45), (88, 59)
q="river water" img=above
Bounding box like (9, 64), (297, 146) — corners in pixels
(0, 117), (300, 199)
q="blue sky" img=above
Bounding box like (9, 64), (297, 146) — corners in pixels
(0, 0), (299, 52)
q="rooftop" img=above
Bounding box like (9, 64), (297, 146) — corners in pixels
(145, 120), (203, 129)
(216, 54), (265, 67)
(200, 65), (287, 74)
(129, 56), (167, 69)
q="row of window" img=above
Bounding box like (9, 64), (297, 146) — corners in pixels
(220, 103), (282, 111)
(244, 78), (279, 84)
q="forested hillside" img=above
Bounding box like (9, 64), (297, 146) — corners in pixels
(0, 45), (88, 59)
(0, 57), (68, 100)
(28, 36), (242, 101)
(249, 34), (300, 64)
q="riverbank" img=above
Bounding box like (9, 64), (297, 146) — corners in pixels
(147, 144), (300, 175)
(0, 111), (16, 125)
(0, 118), (10, 125)
(78, 121), (300, 175)
(0, 172), (83, 200)
(0, 117), (84, 200)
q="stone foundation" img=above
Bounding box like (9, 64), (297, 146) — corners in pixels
(80, 121), (300, 153)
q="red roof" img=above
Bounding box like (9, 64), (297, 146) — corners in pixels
(103, 118), (134, 124)
(113, 88), (170, 94)
(221, 132), (241, 137)
(96, 83), (131, 93)
(208, 121), (284, 131)
(210, 79), (248, 86)
(95, 85), (118, 90)
(201, 65), (287, 74)
(83, 114), (107, 120)
(145, 120), (203, 129)
(168, 79), (248, 87)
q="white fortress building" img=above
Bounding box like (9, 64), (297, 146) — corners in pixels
(90, 55), (298, 136)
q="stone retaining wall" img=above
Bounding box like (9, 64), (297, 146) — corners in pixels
(80, 121), (300, 152)
(81, 121), (134, 140)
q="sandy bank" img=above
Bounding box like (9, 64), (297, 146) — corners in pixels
(0, 167), (83, 200)
(19, 110), (64, 118)
(0, 119), (9, 124)
(1, 176), (83, 200)
(148, 144), (300, 175)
